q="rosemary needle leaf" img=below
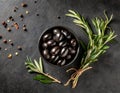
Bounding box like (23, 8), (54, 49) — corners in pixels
(25, 57), (61, 84)
(34, 59), (41, 73)
(39, 57), (43, 73)
(79, 40), (87, 51)
(65, 10), (116, 88)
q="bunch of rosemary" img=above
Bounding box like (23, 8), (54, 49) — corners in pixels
(64, 10), (116, 88)
(25, 57), (61, 84)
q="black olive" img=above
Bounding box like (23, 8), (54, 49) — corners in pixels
(66, 34), (71, 39)
(53, 56), (59, 63)
(54, 33), (64, 42)
(43, 49), (50, 59)
(69, 47), (76, 54)
(59, 41), (67, 47)
(61, 47), (69, 57)
(51, 46), (60, 55)
(57, 60), (62, 64)
(70, 39), (77, 47)
(43, 33), (52, 41)
(61, 30), (71, 39)
(61, 30), (68, 36)
(42, 43), (48, 48)
(51, 55), (56, 60)
(61, 59), (66, 66)
(50, 55), (59, 64)
(47, 40), (56, 46)
(66, 55), (72, 60)
(53, 28), (60, 34)
(57, 59), (66, 66)
(51, 55), (59, 63)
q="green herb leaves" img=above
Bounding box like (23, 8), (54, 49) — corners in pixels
(25, 10), (116, 88)
(33, 74), (53, 84)
(25, 57), (61, 84)
(65, 10), (116, 88)
(25, 57), (43, 73)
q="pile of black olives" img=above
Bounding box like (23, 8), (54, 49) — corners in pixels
(39, 27), (78, 66)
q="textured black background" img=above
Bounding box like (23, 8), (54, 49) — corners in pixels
(0, 0), (120, 93)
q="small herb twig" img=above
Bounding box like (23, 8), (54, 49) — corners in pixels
(64, 10), (116, 88)
(25, 57), (61, 84)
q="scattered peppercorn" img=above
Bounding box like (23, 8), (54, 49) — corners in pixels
(57, 16), (61, 19)
(8, 39), (12, 42)
(23, 27), (27, 31)
(3, 39), (7, 44)
(13, 22), (19, 30)
(15, 52), (19, 56)
(8, 16), (14, 21)
(10, 42), (14, 46)
(36, 14), (39, 16)
(7, 20), (10, 23)
(0, 35), (2, 39)
(9, 16), (13, 20)
(5, 48), (7, 50)
(34, 1), (37, 3)
(19, 14), (24, 18)
(26, 11), (29, 14)
(13, 6), (18, 12)
(23, 24), (26, 27)
(13, 9), (16, 12)
(8, 54), (12, 59)
(7, 27), (11, 32)
(2, 21), (7, 28)
(21, 3), (27, 7)
(11, 18), (14, 21)
(17, 46), (22, 51)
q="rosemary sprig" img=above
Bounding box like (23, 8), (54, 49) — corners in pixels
(64, 10), (117, 88)
(25, 57), (61, 84)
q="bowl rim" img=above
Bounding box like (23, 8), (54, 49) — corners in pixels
(38, 25), (80, 67)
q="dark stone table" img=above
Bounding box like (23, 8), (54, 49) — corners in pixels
(0, 0), (120, 93)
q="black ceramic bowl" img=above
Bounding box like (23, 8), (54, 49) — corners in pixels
(38, 26), (80, 66)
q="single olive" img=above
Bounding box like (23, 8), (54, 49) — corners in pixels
(70, 39), (77, 47)
(60, 59), (66, 66)
(51, 46), (60, 55)
(53, 28), (60, 34)
(69, 47), (76, 54)
(47, 40), (56, 46)
(61, 30), (71, 39)
(53, 33), (64, 42)
(43, 49), (50, 59)
(57, 59), (66, 66)
(53, 56), (59, 63)
(66, 55), (72, 60)
(42, 43), (48, 48)
(61, 30), (68, 36)
(61, 47), (69, 57)
(59, 41), (67, 47)
(43, 33), (52, 41)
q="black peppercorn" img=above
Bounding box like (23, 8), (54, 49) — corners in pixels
(3, 39), (7, 44)
(0, 35), (2, 39)
(21, 3), (27, 7)
(19, 14), (24, 18)
(10, 42), (14, 46)
(17, 46), (22, 50)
